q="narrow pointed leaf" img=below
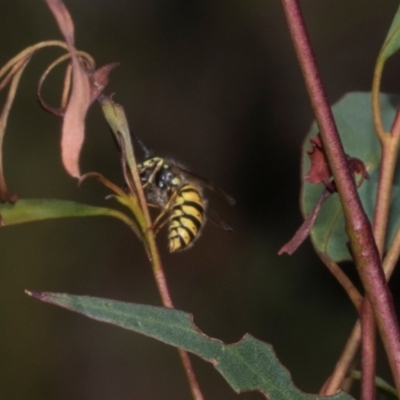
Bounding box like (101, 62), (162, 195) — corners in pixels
(301, 92), (400, 262)
(99, 96), (137, 172)
(0, 199), (139, 237)
(28, 292), (354, 400)
(379, 4), (400, 62)
(45, 0), (91, 178)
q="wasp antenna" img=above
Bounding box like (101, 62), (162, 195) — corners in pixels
(131, 131), (153, 158)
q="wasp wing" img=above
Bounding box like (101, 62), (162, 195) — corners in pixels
(206, 208), (234, 232)
(171, 165), (235, 206)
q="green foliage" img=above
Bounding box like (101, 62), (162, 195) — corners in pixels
(0, 198), (130, 225)
(301, 92), (400, 262)
(379, 3), (400, 62)
(28, 291), (354, 400)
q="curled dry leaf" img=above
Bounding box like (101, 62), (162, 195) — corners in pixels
(44, 1), (117, 178)
(278, 189), (331, 255)
(89, 63), (119, 104)
(305, 133), (370, 191)
(45, 0), (91, 178)
(280, 134), (370, 256)
(304, 134), (333, 189)
(37, 54), (72, 116)
(44, 0), (75, 45)
(37, 52), (95, 117)
(349, 157), (370, 188)
(0, 55), (32, 202)
(61, 53), (91, 178)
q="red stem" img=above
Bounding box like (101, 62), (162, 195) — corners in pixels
(280, 0), (400, 391)
(360, 301), (376, 400)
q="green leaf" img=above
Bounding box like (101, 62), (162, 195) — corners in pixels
(0, 198), (140, 237)
(301, 92), (400, 262)
(99, 96), (137, 173)
(379, 4), (400, 62)
(28, 291), (354, 400)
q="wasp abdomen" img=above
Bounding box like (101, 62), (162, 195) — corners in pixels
(169, 184), (205, 252)
(137, 154), (232, 252)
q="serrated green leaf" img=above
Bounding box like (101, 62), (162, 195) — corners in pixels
(380, 4), (400, 62)
(28, 291), (354, 400)
(301, 92), (400, 262)
(0, 198), (140, 237)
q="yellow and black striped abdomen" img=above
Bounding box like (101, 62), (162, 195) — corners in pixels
(168, 183), (205, 252)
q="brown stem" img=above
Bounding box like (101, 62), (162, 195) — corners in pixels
(280, 0), (400, 392)
(373, 140), (399, 252)
(122, 123), (205, 400)
(371, 61), (386, 140)
(317, 253), (375, 397)
(317, 252), (362, 309)
(391, 103), (400, 139)
(322, 221), (400, 395)
(135, 190), (204, 400)
(320, 321), (361, 395)
(360, 302), (376, 400)
(100, 97), (205, 400)
(144, 231), (204, 400)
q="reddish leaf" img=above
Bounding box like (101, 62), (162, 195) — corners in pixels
(282, 134), (371, 256)
(61, 57), (90, 178)
(304, 134), (332, 187)
(305, 134), (369, 192)
(45, 0), (91, 178)
(278, 189), (331, 255)
(44, 0), (75, 46)
(0, 55), (31, 202)
(89, 63), (119, 104)
(349, 157), (370, 187)
(37, 55), (71, 117)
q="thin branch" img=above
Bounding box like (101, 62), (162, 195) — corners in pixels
(0, 40), (69, 80)
(360, 302), (377, 400)
(320, 321), (361, 395)
(126, 139), (205, 400)
(371, 62), (386, 141)
(280, 0), (400, 391)
(322, 221), (400, 395)
(317, 252), (362, 309)
(372, 140), (399, 254)
(99, 98), (205, 400)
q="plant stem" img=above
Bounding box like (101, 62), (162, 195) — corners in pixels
(360, 302), (376, 400)
(320, 321), (361, 395)
(100, 97), (205, 400)
(322, 64), (400, 395)
(372, 140), (399, 251)
(280, 0), (400, 392)
(144, 229), (205, 400)
(371, 61), (386, 140)
(123, 123), (205, 400)
(322, 221), (400, 395)
(317, 252), (362, 309)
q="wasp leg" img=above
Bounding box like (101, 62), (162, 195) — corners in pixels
(152, 190), (178, 233)
(153, 217), (170, 235)
(141, 202), (163, 234)
(141, 159), (164, 187)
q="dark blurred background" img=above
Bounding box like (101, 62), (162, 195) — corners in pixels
(1, 1), (400, 399)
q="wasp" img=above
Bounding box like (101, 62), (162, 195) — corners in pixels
(133, 135), (235, 252)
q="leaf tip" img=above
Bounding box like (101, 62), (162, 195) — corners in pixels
(25, 289), (45, 299)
